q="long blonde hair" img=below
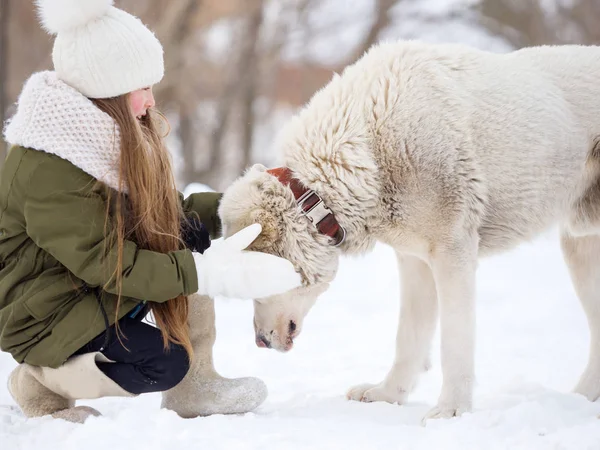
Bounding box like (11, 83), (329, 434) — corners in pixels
(92, 94), (193, 359)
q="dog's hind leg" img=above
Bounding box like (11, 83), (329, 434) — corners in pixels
(567, 176), (600, 237)
(346, 253), (438, 405)
(561, 230), (600, 401)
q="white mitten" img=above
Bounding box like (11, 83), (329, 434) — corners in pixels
(192, 223), (302, 299)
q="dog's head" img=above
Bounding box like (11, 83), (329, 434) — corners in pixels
(219, 163), (340, 351)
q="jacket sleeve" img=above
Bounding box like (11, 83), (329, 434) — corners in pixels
(24, 160), (199, 302)
(179, 191), (223, 239)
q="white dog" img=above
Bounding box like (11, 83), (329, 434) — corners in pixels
(218, 40), (600, 421)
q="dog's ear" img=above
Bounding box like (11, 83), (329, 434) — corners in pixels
(247, 210), (280, 251)
(249, 163), (267, 173)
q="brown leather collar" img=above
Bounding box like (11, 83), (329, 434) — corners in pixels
(267, 167), (346, 246)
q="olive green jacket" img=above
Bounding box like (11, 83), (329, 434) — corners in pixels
(0, 146), (222, 368)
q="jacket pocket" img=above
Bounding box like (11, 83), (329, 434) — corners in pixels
(23, 275), (77, 321)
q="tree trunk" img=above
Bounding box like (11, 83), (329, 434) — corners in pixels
(0, 0), (10, 166)
(178, 107), (198, 188)
(239, 1), (264, 172)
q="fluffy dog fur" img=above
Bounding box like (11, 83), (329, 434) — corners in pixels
(218, 40), (600, 421)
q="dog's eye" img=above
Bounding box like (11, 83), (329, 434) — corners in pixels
(288, 320), (297, 334)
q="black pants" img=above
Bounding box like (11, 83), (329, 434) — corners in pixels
(73, 313), (190, 395)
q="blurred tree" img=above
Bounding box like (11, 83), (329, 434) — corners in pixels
(475, 0), (600, 48)
(2, 0), (53, 163)
(4, 0), (598, 190)
(0, 0), (8, 162)
(347, 0), (400, 64)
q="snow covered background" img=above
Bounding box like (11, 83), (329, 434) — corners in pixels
(1, 213), (600, 448)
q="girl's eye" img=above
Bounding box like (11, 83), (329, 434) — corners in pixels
(143, 87), (151, 91)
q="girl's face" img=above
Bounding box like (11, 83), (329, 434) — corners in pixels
(129, 87), (155, 120)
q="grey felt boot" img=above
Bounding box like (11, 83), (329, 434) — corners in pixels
(161, 294), (268, 418)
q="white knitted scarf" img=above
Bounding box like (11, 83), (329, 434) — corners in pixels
(3, 71), (123, 192)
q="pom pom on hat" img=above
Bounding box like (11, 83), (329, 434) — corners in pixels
(35, 0), (164, 99)
(36, 0), (114, 34)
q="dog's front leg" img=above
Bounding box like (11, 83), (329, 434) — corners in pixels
(346, 253), (438, 405)
(423, 234), (478, 422)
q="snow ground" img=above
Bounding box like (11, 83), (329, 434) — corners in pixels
(2, 228), (600, 449)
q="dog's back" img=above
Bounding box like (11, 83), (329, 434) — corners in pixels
(342, 41), (600, 253)
(464, 45), (600, 250)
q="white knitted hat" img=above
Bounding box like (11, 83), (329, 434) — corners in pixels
(36, 0), (164, 99)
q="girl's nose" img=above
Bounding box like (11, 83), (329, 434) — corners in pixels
(146, 91), (155, 109)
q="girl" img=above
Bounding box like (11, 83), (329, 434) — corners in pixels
(0, 0), (301, 422)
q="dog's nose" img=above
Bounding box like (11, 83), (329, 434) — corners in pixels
(288, 320), (296, 335)
(256, 334), (271, 348)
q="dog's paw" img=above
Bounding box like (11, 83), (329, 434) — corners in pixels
(421, 402), (470, 424)
(346, 382), (408, 404)
(573, 362), (600, 402)
(573, 372), (600, 402)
